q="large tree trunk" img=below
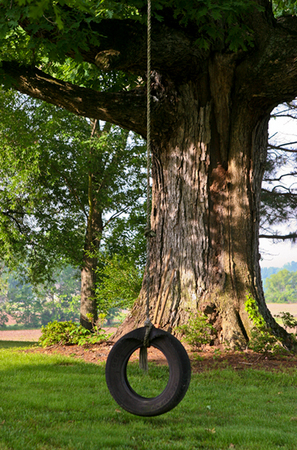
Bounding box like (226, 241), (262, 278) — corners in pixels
(119, 59), (295, 349)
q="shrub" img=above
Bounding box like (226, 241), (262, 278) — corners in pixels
(275, 311), (297, 333)
(176, 311), (215, 350)
(245, 295), (283, 354)
(0, 310), (8, 328)
(38, 320), (109, 347)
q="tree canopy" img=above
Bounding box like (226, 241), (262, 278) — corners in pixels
(1, 0), (297, 137)
(260, 101), (297, 242)
(0, 87), (146, 329)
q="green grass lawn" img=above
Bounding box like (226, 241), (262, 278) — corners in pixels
(0, 347), (297, 450)
(0, 341), (37, 349)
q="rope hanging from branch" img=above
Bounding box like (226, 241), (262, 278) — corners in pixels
(145, 0), (152, 323)
(139, 0), (153, 371)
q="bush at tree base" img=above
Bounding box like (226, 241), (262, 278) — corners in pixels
(176, 311), (216, 350)
(38, 320), (110, 347)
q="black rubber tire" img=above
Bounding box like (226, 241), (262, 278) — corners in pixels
(105, 326), (191, 417)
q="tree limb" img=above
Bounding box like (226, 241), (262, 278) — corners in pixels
(0, 210), (25, 233)
(268, 143), (297, 152)
(263, 172), (297, 182)
(0, 61), (147, 136)
(237, 14), (297, 106)
(259, 232), (297, 240)
(261, 187), (297, 196)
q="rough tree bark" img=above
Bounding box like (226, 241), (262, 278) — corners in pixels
(80, 120), (103, 330)
(80, 206), (102, 330)
(2, 0), (297, 347)
(122, 61), (285, 347)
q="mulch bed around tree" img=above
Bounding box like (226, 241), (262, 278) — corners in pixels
(2, 328), (297, 372)
(23, 340), (297, 373)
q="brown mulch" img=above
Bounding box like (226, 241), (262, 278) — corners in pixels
(24, 340), (297, 373)
(1, 328), (297, 372)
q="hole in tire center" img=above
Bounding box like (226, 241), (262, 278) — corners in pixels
(126, 347), (170, 398)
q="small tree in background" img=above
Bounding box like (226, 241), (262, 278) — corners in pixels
(260, 102), (297, 243)
(0, 89), (146, 329)
(265, 269), (297, 303)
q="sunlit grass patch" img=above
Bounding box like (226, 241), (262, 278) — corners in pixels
(0, 341), (37, 349)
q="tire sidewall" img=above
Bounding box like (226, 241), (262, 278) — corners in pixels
(105, 327), (191, 416)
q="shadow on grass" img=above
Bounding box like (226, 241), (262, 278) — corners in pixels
(0, 340), (37, 348)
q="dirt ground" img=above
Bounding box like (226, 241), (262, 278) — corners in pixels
(0, 329), (42, 341)
(20, 340), (297, 373)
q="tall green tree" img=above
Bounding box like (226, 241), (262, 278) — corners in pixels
(260, 102), (297, 242)
(0, 89), (146, 329)
(265, 269), (297, 303)
(1, 0), (297, 347)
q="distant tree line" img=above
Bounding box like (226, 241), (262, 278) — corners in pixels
(0, 265), (80, 328)
(261, 262), (297, 304)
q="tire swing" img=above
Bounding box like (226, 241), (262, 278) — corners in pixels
(105, 0), (191, 417)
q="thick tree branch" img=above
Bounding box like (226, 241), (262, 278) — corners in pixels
(0, 61), (178, 138)
(237, 13), (297, 108)
(263, 172), (297, 182)
(0, 61), (147, 136)
(20, 13), (207, 80)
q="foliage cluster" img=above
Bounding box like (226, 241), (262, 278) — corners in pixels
(264, 269), (297, 303)
(0, 266), (81, 328)
(275, 311), (297, 333)
(176, 311), (216, 349)
(0, 309), (8, 327)
(0, 89), (146, 283)
(272, 0), (297, 16)
(261, 261), (297, 289)
(245, 295), (286, 353)
(0, 0), (265, 72)
(38, 318), (109, 347)
(96, 253), (143, 314)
